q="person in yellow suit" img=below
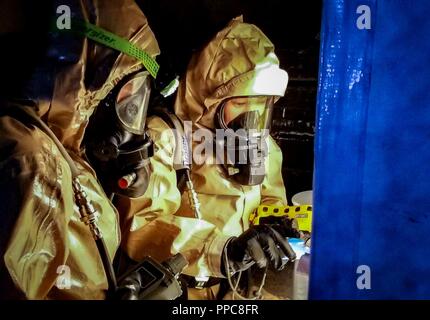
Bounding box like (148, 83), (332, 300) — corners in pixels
(0, 0), (160, 299)
(119, 16), (295, 300)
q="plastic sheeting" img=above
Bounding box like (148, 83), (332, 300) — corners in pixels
(311, 0), (430, 299)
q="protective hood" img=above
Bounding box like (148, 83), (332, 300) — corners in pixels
(37, 0), (160, 152)
(174, 16), (288, 130)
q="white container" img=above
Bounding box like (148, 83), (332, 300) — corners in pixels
(291, 190), (312, 300)
(292, 190), (313, 206)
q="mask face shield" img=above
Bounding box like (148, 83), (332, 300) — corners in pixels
(217, 96), (274, 135)
(115, 71), (151, 135)
(215, 96), (276, 186)
(83, 70), (154, 198)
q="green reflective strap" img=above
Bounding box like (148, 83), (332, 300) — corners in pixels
(73, 19), (159, 78)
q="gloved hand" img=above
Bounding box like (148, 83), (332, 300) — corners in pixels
(222, 225), (297, 275)
(259, 215), (302, 239)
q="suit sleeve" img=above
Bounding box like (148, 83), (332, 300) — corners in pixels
(1, 118), (71, 299)
(260, 136), (288, 206)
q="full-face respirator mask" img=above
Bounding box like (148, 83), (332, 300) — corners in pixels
(84, 71), (153, 198)
(215, 96), (275, 186)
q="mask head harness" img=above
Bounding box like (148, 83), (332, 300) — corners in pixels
(84, 70), (154, 198)
(215, 96), (275, 186)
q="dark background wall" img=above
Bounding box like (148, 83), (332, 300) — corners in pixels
(0, 0), (322, 202)
(138, 0), (322, 201)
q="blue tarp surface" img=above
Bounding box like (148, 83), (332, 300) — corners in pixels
(311, 0), (430, 299)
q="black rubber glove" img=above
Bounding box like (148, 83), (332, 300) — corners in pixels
(259, 216), (302, 239)
(223, 225), (297, 275)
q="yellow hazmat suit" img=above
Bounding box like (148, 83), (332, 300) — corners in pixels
(120, 17), (289, 293)
(0, 0), (159, 299)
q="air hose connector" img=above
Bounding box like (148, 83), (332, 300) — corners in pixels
(72, 177), (102, 240)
